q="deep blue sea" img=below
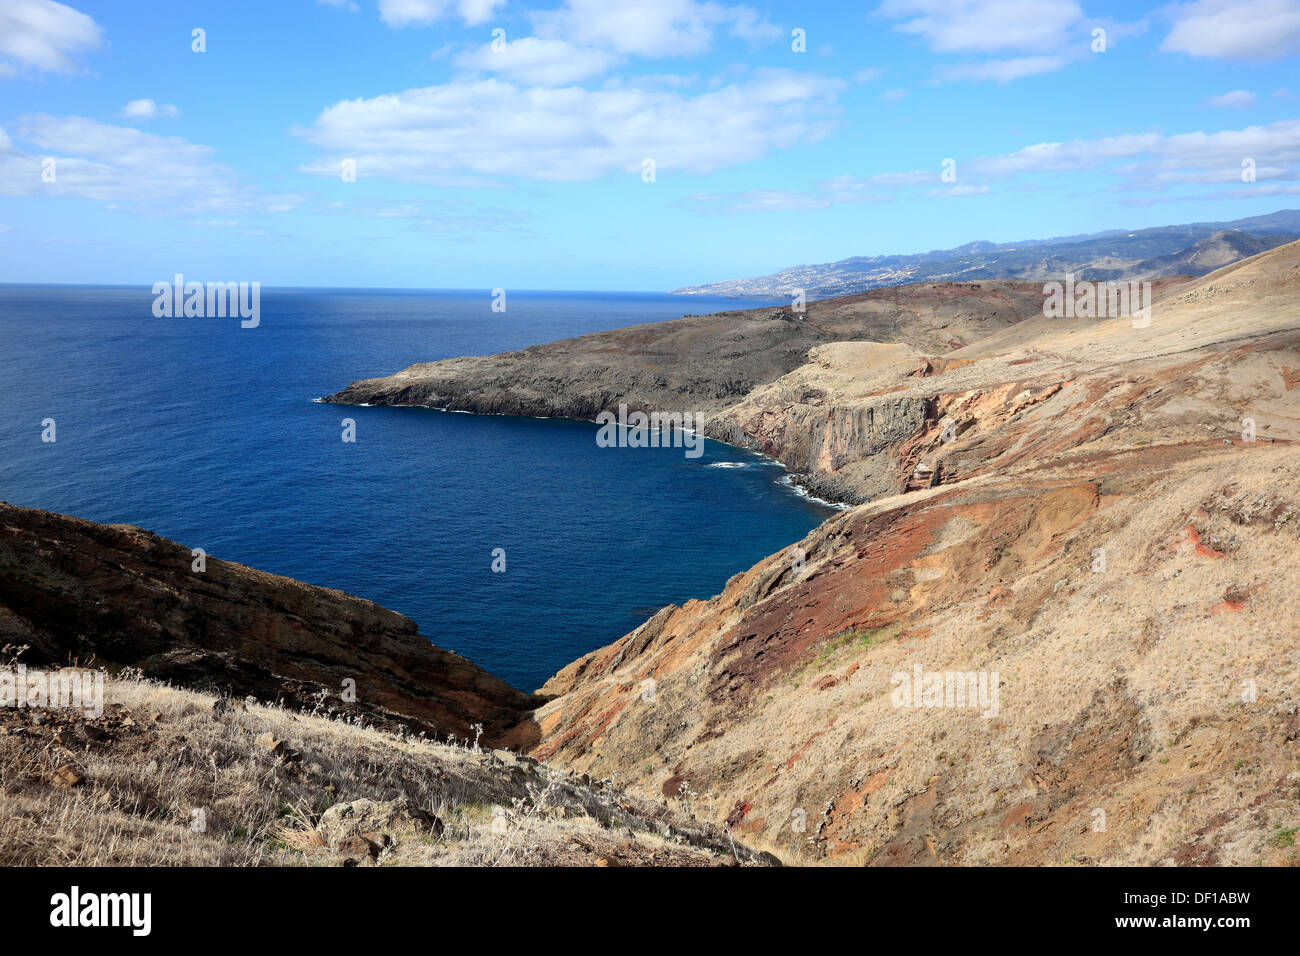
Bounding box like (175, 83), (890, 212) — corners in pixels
(0, 286), (836, 691)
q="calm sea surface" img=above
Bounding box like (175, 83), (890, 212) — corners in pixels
(0, 286), (835, 690)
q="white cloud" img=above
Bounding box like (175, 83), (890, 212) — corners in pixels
(1206, 89), (1257, 109)
(708, 118), (1300, 212)
(0, 116), (308, 216)
(531, 0), (781, 58)
(295, 70), (844, 185)
(1162, 0), (1300, 61)
(876, 0), (1085, 54)
(880, 87), (907, 101)
(0, 0), (100, 75)
(119, 99), (181, 120)
(456, 0), (503, 25)
(454, 37), (619, 85)
(378, 0), (504, 28)
(873, 1), (1142, 83)
(965, 120), (1300, 184)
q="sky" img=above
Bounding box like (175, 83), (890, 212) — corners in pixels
(1, 0), (1299, 290)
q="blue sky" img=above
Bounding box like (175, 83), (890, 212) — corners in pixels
(2, 0), (1299, 289)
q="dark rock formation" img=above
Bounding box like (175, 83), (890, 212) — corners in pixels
(0, 502), (542, 746)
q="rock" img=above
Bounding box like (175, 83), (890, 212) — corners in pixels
(316, 797), (443, 848)
(336, 833), (382, 860)
(52, 764), (83, 787)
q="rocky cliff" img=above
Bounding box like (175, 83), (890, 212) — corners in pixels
(498, 242), (1300, 864)
(0, 503), (541, 746)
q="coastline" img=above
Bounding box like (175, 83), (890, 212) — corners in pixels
(317, 393), (861, 512)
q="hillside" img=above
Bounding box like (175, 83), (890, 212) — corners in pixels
(0, 671), (773, 866)
(501, 243), (1300, 864)
(671, 211), (1300, 299)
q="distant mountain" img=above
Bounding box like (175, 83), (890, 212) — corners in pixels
(672, 209), (1300, 298)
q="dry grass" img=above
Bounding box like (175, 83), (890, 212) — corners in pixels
(0, 673), (769, 867)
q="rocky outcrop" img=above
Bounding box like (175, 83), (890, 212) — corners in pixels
(322, 281), (1047, 430)
(503, 242), (1300, 865)
(0, 503), (541, 746)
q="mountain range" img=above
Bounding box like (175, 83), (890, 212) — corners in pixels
(673, 209), (1300, 299)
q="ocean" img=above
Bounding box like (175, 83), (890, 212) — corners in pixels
(0, 285), (837, 691)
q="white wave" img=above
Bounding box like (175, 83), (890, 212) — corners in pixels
(778, 474), (853, 511)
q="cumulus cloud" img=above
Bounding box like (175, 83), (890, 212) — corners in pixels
(873, 0), (1144, 83)
(0, 116), (307, 216)
(294, 69), (844, 185)
(379, 0), (504, 28)
(1162, 0), (1300, 61)
(530, 0), (781, 58)
(0, 0), (100, 75)
(876, 0), (1086, 54)
(965, 120), (1300, 185)
(119, 99), (181, 120)
(454, 37), (619, 85)
(681, 118), (1300, 214)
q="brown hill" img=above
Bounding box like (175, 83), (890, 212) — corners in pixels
(500, 242), (1300, 865)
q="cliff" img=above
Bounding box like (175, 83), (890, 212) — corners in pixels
(0, 502), (541, 747)
(499, 242), (1300, 864)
